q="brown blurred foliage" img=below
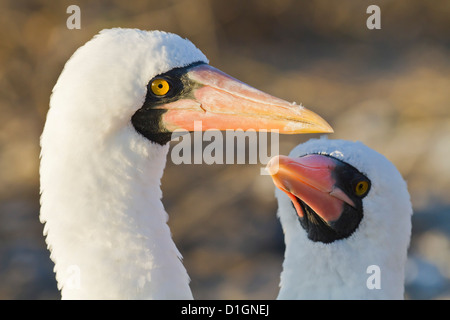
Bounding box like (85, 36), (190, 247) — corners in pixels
(0, 0), (449, 299)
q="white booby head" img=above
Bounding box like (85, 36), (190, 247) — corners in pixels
(266, 138), (413, 299)
(40, 28), (332, 299)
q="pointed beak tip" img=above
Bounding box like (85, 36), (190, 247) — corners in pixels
(292, 106), (334, 134)
(324, 123), (334, 133)
(315, 116), (334, 134)
(266, 155), (281, 176)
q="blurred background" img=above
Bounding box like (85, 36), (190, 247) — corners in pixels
(0, 0), (449, 299)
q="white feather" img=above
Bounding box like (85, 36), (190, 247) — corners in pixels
(276, 137), (413, 299)
(40, 28), (207, 299)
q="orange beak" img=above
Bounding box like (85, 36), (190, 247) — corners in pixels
(266, 154), (355, 224)
(156, 64), (333, 134)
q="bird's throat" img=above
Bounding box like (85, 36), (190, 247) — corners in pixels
(40, 127), (192, 299)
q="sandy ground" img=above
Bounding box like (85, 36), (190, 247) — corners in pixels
(0, 0), (449, 299)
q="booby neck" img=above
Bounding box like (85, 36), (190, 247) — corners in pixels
(39, 28), (333, 299)
(40, 122), (192, 299)
(39, 29), (204, 299)
(270, 138), (412, 299)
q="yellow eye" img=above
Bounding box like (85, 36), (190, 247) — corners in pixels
(151, 78), (170, 96)
(355, 181), (369, 197)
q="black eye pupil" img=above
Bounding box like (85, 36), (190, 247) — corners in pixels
(158, 84), (163, 89)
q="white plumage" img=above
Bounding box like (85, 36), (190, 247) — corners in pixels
(40, 28), (332, 299)
(270, 137), (413, 299)
(40, 29), (205, 299)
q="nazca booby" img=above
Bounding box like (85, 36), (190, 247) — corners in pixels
(39, 28), (333, 299)
(266, 138), (412, 299)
